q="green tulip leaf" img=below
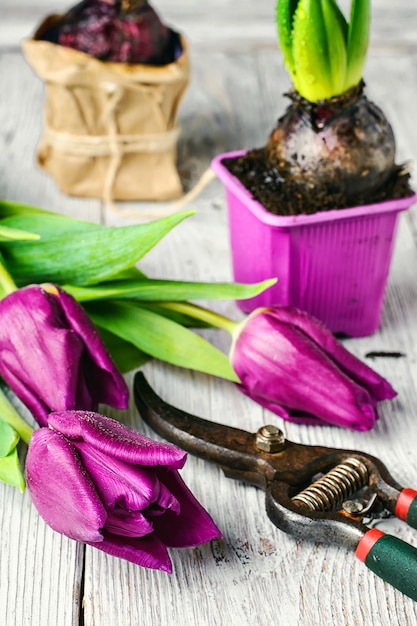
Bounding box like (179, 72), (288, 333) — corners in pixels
(0, 225), (40, 242)
(127, 302), (215, 328)
(97, 327), (150, 373)
(0, 421), (20, 457)
(0, 199), (99, 232)
(0, 448), (26, 491)
(1, 210), (194, 286)
(63, 277), (277, 303)
(0, 214), (99, 237)
(86, 301), (239, 382)
(0, 199), (57, 218)
(0, 421), (25, 491)
(110, 267), (148, 281)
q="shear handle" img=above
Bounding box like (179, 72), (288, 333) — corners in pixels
(394, 489), (417, 530)
(356, 530), (417, 602)
(268, 482), (417, 602)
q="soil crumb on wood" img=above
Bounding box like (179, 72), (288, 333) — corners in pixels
(365, 351), (406, 359)
(223, 148), (414, 216)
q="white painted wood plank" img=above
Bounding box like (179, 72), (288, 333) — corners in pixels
(0, 483), (84, 626)
(1, 3), (417, 626)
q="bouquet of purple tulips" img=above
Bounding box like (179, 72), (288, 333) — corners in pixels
(0, 199), (395, 571)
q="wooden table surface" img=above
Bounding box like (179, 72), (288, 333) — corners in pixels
(2, 1), (417, 625)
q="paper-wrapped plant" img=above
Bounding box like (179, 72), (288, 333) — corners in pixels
(23, 0), (189, 201)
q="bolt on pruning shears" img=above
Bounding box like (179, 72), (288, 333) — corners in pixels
(134, 372), (417, 602)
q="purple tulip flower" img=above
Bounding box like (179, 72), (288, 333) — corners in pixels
(230, 307), (396, 431)
(0, 284), (129, 427)
(26, 410), (221, 572)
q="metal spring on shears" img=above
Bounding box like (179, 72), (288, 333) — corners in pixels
(291, 457), (369, 512)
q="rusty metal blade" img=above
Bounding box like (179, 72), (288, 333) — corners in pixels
(133, 372), (267, 483)
(133, 373), (357, 490)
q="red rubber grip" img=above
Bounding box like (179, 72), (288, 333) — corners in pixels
(395, 488), (417, 522)
(355, 528), (384, 562)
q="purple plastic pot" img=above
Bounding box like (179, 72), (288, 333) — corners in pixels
(212, 150), (416, 337)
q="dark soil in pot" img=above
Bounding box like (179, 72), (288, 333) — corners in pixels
(224, 150), (412, 216)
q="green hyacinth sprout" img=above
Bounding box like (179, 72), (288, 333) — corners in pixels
(277, 0), (371, 102)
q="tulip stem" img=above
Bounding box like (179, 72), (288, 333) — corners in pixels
(0, 387), (33, 445)
(156, 301), (238, 334)
(0, 256), (17, 298)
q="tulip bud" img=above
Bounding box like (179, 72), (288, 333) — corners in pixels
(0, 284), (129, 426)
(230, 307), (396, 431)
(26, 410), (221, 571)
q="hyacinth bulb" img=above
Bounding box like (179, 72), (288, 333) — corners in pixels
(265, 84), (396, 207)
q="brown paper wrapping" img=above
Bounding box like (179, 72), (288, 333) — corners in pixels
(22, 15), (190, 201)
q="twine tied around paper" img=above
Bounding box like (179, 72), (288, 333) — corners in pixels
(43, 81), (216, 219)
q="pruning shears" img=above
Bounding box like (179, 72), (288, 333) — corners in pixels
(134, 372), (417, 602)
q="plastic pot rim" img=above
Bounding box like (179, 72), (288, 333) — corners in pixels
(211, 150), (417, 227)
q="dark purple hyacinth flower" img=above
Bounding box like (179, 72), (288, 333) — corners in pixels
(53, 0), (180, 65)
(26, 410), (221, 571)
(230, 307), (396, 431)
(0, 284), (128, 426)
